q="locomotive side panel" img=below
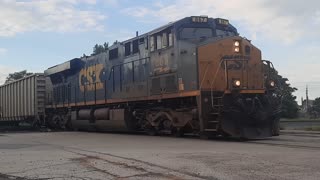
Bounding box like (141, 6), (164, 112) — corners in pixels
(176, 41), (198, 92)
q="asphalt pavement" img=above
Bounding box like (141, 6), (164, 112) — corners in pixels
(0, 131), (320, 180)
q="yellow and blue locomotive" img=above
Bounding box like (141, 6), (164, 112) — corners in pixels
(45, 16), (281, 139)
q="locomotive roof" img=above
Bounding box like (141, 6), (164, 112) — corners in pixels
(118, 16), (237, 45)
(46, 16), (238, 70)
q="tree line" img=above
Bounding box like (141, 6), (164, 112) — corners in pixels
(307, 98), (320, 118)
(91, 42), (109, 55)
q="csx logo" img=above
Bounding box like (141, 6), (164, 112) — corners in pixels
(153, 56), (169, 73)
(79, 64), (104, 92)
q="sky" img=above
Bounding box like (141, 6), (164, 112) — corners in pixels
(0, 0), (319, 103)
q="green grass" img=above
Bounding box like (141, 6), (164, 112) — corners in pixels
(281, 118), (320, 122)
(305, 126), (320, 131)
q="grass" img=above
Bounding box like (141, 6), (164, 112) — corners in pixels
(305, 126), (320, 131)
(281, 118), (320, 122)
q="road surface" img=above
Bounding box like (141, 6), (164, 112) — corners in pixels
(0, 131), (320, 180)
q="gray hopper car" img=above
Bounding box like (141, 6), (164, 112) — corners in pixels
(0, 74), (46, 126)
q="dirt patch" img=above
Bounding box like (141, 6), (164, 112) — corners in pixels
(0, 173), (40, 180)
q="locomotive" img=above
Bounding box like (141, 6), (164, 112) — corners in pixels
(42, 16), (281, 139)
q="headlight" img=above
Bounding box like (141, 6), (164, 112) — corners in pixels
(234, 47), (240, 53)
(270, 80), (275, 87)
(234, 41), (240, 46)
(233, 79), (241, 87)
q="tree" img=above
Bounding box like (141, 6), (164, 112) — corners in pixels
(103, 42), (109, 51)
(276, 74), (299, 118)
(313, 97), (320, 113)
(92, 42), (109, 55)
(5, 70), (33, 84)
(262, 62), (299, 119)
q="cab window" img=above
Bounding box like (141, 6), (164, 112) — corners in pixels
(150, 30), (173, 52)
(150, 36), (155, 51)
(156, 35), (162, 50)
(132, 39), (139, 54)
(180, 28), (212, 39)
(125, 42), (131, 56)
(109, 48), (118, 60)
(162, 32), (167, 48)
(168, 33), (173, 46)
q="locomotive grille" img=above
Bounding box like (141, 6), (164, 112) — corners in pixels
(151, 77), (161, 95)
(165, 75), (177, 93)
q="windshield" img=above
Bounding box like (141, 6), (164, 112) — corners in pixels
(180, 28), (213, 39)
(216, 29), (236, 37)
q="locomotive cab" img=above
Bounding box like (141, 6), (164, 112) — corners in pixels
(145, 16), (281, 138)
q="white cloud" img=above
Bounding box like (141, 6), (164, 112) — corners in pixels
(276, 44), (320, 100)
(121, 0), (320, 44)
(103, 29), (135, 42)
(0, 0), (106, 37)
(0, 65), (16, 84)
(121, 7), (152, 18)
(101, 0), (118, 6)
(314, 11), (320, 25)
(0, 48), (8, 56)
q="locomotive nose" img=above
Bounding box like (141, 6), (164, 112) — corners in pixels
(197, 36), (264, 93)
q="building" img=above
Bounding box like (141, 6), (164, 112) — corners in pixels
(300, 85), (318, 118)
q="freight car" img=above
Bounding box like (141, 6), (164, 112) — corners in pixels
(0, 74), (46, 126)
(43, 16), (281, 139)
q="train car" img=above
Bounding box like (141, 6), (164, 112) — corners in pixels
(0, 74), (46, 126)
(44, 16), (281, 138)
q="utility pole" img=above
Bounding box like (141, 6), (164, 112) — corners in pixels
(306, 85), (309, 112)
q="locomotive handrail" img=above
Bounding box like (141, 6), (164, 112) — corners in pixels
(209, 58), (250, 108)
(262, 59), (283, 94)
(262, 59), (276, 82)
(108, 57), (150, 80)
(210, 59), (225, 109)
(109, 57), (150, 68)
(199, 61), (213, 88)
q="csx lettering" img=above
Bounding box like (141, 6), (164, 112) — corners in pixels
(79, 64), (104, 92)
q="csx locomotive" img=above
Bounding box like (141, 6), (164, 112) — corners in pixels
(43, 16), (281, 139)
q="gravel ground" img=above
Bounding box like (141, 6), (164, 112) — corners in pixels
(0, 131), (320, 180)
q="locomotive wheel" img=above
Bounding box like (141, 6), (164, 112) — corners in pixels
(13, 121), (20, 127)
(199, 132), (209, 139)
(171, 127), (184, 137)
(272, 118), (280, 136)
(65, 119), (73, 131)
(49, 115), (64, 130)
(31, 119), (40, 129)
(146, 127), (158, 136)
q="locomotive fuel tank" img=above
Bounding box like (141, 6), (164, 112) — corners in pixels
(71, 108), (134, 131)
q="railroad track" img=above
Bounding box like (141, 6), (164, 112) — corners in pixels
(244, 131), (320, 151)
(245, 141), (320, 151)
